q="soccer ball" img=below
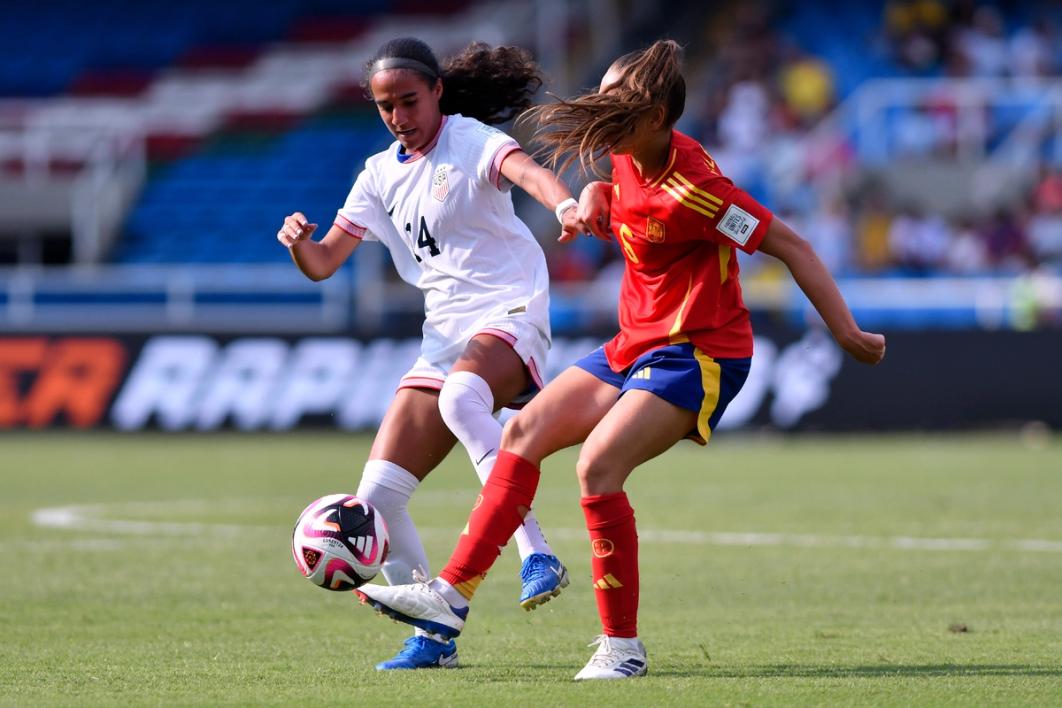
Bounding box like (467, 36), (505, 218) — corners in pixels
(292, 494), (389, 591)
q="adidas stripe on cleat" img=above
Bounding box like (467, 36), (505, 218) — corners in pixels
(612, 657), (648, 677)
(573, 635), (648, 681)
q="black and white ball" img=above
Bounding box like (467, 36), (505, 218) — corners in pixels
(292, 494), (389, 591)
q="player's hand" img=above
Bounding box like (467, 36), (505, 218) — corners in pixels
(841, 330), (886, 365)
(577, 181), (612, 241)
(558, 207), (587, 243)
(277, 212), (317, 248)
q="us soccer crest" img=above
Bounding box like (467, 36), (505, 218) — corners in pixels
(431, 166), (449, 202)
(646, 217), (665, 243)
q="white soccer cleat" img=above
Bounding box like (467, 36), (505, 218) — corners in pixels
(573, 635), (648, 681)
(355, 576), (468, 639)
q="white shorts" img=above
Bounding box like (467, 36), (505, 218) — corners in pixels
(398, 316), (549, 408)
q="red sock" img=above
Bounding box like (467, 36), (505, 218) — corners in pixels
(439, 451), (540, 599)
(582, 492), (639, 638)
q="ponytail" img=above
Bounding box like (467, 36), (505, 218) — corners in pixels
(524, 39), (686, 175)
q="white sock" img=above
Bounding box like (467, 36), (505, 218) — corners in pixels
(437, 370), (553, 560)
(358, 461), (447, 645)
(355, 459), (428, 586)
(429, 577), (469, 610)
(413, 627), (449, 643)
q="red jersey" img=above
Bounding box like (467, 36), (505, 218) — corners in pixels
(603, 130), (773, 371)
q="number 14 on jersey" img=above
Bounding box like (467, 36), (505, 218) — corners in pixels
(405, 216), (440, 262)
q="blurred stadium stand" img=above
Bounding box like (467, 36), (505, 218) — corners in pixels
(0, 0), (1060, 334)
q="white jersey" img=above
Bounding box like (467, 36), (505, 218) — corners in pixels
(334, 114), (551, 364)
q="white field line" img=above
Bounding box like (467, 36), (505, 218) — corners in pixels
(20, 502), (1062, 554)
(31, 502), (276, 537)
(0, 538), (135, 552)
(544, 528), (1062, 553)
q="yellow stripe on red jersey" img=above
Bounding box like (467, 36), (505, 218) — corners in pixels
(604, 130), (773, 371)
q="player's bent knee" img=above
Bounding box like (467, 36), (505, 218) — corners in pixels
(436, 380), (463, 431)
(500, 413), (549, 461)
(576, 450), (625, 495)
(500, 414), (530, 449)
(437, 372), (492, 435)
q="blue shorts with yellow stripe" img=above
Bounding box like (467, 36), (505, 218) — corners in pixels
(575, 343), (751, 445)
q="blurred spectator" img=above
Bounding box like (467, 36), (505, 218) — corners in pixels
(800, 196), (852, 275)
(718, 80), (771, 153)
(854, 189), (894, 273)
(886, 206), (923, 271)
(981, 208), (1029, 270)
(953, 6), (1009, 77)
(1011, 265), (1062, 329)
(888, 204), (951, 274)
(944, 217), (989, 274)
(683, 1), (1060, 286)
(1033, 165), (1062, 213)
(778, 50), (835, 127)
(724, 2), (780, 81)
(884, 0), (949, 71)
(1009, 17), (1057, 77)
(713, 80), (772, 195)
(1028, 214), (1062, 269)
(1028, 195), (1062, 269)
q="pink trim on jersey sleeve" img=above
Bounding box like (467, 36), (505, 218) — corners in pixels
(334, 213), (367, 239)
(488, 143), (522, 190)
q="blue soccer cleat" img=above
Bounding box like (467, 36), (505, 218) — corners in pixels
(375, 635), (459, 671)
(519, 553), (570, 610)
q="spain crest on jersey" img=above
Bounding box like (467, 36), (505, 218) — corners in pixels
(431, 165), (449, 202)
(646, 217), (666, 243)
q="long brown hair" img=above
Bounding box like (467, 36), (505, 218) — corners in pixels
(364, 38), (542, 125)
(525, 39), (686, 176)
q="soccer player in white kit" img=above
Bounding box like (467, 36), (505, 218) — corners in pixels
(276, 37), (585, 670)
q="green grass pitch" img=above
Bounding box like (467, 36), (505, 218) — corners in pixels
(1, 432), (1060, 706)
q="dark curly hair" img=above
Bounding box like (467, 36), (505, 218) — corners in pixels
(363, 37), (542, 125)
(524, 39), (686, 176)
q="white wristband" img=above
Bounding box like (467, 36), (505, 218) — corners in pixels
(554, 197), (578, 224)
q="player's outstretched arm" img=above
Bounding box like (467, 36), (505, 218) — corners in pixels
(277, 211), (360, 282)
(758, 218), (886, 365)
(498, 150), (585, 242)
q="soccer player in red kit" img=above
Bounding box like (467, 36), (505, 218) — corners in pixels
(356, 39), (886, 680)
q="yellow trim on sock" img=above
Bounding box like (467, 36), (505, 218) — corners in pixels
(454, 575), (484, 601)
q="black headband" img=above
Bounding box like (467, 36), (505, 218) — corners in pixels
(369, 57), (439, 80)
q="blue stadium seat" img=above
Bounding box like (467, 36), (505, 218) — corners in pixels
(114, 114), (391, 263)
(0, 0), (401, 97)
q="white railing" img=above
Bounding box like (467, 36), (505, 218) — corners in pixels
(72, 130), (146, 264)
(0, 264), (354, 332)
(795, 77), (1062, 201)
(554, 271), (1062, 332)
(0, 121), (146, 264)
(3, 262), (1059, 333)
